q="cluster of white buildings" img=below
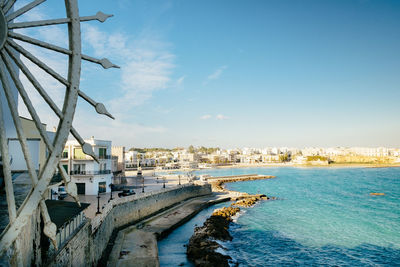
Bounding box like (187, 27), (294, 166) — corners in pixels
(122, 146), (400, 169)
(300, 147), (399, 157)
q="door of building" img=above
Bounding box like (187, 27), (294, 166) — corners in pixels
(76, 183), (85, 195)
(98, 182), (106, 193)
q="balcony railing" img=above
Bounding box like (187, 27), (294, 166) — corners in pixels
(72, 155), (111, 160)
(73, 155), (92, 160)
(69, 170), (111, 175)
(98, 155), (112, 160)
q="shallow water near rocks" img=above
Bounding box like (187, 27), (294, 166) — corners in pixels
(158, 202), (229, 267)
(158, 167), (400, 266)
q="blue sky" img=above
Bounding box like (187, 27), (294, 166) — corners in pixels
(16, 0), (400, 148)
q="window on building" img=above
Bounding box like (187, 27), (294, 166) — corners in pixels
(73, 164), (85, 174)
(99, 148), (107, 159)
(98, 182), (106, 193)
(62, 149), (68, 159)
(99, 163), (107, 173)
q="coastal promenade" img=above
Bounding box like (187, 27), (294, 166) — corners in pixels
(107, 174), (276, 267)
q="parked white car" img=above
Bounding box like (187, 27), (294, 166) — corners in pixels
(58, 186), (68, 200)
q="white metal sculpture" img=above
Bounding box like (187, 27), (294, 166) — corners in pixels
(0, 0), (117, 257)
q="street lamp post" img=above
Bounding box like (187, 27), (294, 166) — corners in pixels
(142, 177), (145, 193)
(96, 190), (102, 215)
(109, 183), (113, 201)
(163, 177), (166, 188)
(178, 175), (181, 185)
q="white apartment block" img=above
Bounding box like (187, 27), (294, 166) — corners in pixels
(60, 137), (112, 195)
(124, 151), (157, 168)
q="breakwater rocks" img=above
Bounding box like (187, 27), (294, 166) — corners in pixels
(187, 194), (273, 267)
(232, 194), (272, 207)
(187, 207), (239, 267)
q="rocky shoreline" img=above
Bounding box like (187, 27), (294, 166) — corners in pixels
(187, 193), (273, 266)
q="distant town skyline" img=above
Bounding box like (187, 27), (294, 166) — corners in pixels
(16, 0), (400, 148)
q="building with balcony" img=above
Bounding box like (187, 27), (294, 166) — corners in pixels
(61, 137), (112, 195)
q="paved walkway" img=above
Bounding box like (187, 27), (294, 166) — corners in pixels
(65, 174), (195, 219)
(107, 193), (231, 267)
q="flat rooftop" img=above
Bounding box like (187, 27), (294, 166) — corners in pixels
(45, 200), (90, 228)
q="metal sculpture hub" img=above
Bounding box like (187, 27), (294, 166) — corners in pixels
(0, 9), (6, 49)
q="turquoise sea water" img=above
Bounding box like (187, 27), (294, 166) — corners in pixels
(158, 202), (229, 266)
(158, 167), (400, 266)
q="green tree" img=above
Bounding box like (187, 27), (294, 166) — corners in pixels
(188, 145), (195, 153)
(279, 153), (290, 162)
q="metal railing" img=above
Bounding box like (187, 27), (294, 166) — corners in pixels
(72, 155), (111, 160)
(56, 211), (86, 249)
(73, 155), (92, 160)
(69, 170), (111, 175)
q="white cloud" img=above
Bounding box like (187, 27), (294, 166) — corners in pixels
(175, 76), (185, 88)
(216, 114), (229, 120)
(13, 6), (173, 146)
(82, 25), (176, 112)
(200, 114), (229, 120)
(204, 65), (227, 84)
(200, 114), (212, 120)
(72, 111), (167, 146)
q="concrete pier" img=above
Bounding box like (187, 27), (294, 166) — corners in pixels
(108, 193), (231, 266)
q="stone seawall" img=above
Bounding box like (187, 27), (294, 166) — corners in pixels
(48, 184), (212, 266)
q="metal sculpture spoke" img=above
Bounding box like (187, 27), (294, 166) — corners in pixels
(4, 43), (100, 162)
(9, 11), (113, 29)
(6, 0), (46, 21)
(0, 0), (118, 257)
(3, 0), (16, 14)
(0, 59), (57, 247)
(8, 32), (120, 69)
(7, 39), (69, 84)
(2, 48), (80, 205)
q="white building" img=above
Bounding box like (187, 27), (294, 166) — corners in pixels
(125, 150), (139, 168)
(8, 117), (56, 172)
(1, 58), (19, 170)
(60, 137), (112, 195)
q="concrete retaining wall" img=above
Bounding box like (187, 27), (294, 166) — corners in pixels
(0, 207), (41, 266)
(49, 184), (211, 266)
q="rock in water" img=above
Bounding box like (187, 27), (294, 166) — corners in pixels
(187, 207), (240, 266)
